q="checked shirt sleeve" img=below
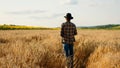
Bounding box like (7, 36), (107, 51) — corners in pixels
(60, 23), (65, 37)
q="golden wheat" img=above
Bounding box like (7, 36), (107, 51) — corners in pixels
(0, 30), (120, 68)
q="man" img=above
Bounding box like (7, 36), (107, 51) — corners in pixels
(61, 13), (77, 68)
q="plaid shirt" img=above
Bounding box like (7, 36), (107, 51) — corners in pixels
(61, 22), (77, 44)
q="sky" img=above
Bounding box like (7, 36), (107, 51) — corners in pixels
(0, 0), (120, 27)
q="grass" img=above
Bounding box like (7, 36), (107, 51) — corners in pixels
(79, 24), (120, 30)
(0, 30), (120, 68)
(1, 24), (120, 30)
(112, 26), (120, 29)
(0, 24), (54, 30)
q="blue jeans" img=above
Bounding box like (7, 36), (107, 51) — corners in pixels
(63, 43), (74, 57)
(63, 43), (74, 68)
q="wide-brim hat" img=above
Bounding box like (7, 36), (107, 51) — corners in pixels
(64, 13), (73, 19)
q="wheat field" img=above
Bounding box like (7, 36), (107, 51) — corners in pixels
(0, 30), (120, 68)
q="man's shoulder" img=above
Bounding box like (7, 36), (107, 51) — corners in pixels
(61, 22), (67, 26)
(70, 22), (76, 26)
(62, 22), (65, 24)
(61, 22), (76, 26)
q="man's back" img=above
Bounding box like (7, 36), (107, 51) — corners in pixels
(61, 22), (77, 44)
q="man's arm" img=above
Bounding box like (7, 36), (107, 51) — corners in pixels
(74, 25), (77, 35)
(60, 23), (64, 37)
